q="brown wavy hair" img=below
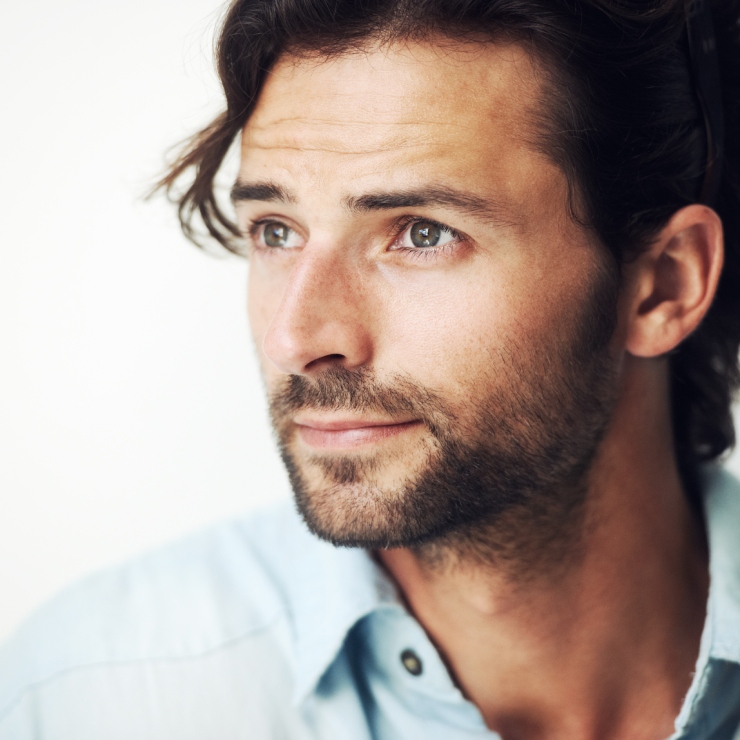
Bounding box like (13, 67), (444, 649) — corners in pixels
(157, 0), (740, 489)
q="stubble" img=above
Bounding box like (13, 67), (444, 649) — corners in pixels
(268, 261), (620, 578)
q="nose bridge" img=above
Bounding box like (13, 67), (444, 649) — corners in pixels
(279, 247), (342, 332)
(262, 244), (371, 374)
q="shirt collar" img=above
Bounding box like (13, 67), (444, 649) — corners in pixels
(281, 516), (400, 704)
(702, 464), (740, 664)
(670, 465), (740, 737)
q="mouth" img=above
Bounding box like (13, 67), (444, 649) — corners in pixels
(294, 416), (423, 450)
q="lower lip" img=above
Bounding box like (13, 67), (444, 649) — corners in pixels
(296, 421), (422, 450)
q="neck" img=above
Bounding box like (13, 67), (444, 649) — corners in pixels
(376, 357), (709, 740)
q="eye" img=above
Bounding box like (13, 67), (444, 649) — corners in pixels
(251, 220), (304, 250)
(398, 219), (459, 250)
(264, 222), (290, 247)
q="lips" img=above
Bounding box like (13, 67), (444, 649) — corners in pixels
(294, 417), (422, 450)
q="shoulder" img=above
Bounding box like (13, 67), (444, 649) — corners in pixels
(701, 465), (740, 662)
(0, 498), (316, 727)
(703, 463), (740, 560)
(703, 464), (740, 513)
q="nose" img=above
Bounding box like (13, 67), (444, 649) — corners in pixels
(261, 247), (374, 376)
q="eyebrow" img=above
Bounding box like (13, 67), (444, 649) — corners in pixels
(231, 180), (516, 227)
(230, 180), (297, 204)
(343, 187), (517, 226)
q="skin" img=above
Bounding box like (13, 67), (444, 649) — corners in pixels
(237, 39), (723, 740)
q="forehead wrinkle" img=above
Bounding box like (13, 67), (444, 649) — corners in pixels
(247, 116), (480, 141)
(249, 113), (474, 128)
(242, 142), (440, 157)
(243, 129), (444, 158)
(244, 119), (471, 156)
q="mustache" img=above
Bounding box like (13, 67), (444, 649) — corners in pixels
(268, 367), (450, 427)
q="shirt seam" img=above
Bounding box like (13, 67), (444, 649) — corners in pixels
(0, 609), (288, 726)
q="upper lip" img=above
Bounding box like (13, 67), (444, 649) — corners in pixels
(294, 415), (419, 431)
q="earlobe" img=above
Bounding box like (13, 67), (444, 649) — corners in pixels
(624, 205), (724, 359)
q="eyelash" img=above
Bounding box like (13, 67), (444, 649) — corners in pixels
(246, 215), (465, 261)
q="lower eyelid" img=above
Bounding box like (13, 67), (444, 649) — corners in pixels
(397, 242), (458, 261)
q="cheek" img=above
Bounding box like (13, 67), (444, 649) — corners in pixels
(375, 271), (512, 393)
(373, 257), (591, 397)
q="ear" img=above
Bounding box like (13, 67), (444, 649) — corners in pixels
(624, 205), (724, 358)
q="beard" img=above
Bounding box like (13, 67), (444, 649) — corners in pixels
(268, 261), (620, 573)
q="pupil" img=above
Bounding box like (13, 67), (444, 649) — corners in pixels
(410, 221), (441, 248)
(264, 223), (288, 247)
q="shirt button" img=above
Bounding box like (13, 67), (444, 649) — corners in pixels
(400, 649), (423, 676)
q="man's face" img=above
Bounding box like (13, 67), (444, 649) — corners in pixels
(239, 40), (619, 553)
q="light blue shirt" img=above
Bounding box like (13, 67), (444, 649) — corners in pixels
(2, 466), (740, 739)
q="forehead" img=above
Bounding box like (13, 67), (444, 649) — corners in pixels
(240, 39), (555, 200)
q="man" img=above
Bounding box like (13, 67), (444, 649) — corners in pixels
(2, 0), (740, 737)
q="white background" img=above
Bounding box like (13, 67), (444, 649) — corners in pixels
(1, 0), (739, 644)
(0, 0), (290, 643)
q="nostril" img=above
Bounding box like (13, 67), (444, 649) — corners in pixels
(305, 353), (346, 371)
